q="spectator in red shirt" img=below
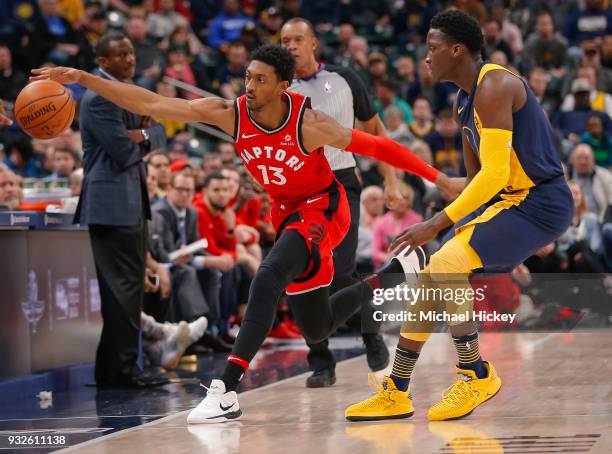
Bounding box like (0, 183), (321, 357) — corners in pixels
(222, 167), (262, 273)
(195, 172), (237, 259)
(196, 171), (261, 274)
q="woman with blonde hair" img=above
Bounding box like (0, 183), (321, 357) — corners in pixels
(557, 180), (606, 272)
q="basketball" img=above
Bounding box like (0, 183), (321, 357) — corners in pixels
(14, 80), (75, 139)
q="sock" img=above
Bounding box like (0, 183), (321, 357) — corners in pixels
(220, 355), (249, 392)
(453, 331), (486, 379)
(389, 347), (419, 392)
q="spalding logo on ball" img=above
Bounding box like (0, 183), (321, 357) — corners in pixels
(14, 80), (75, 139)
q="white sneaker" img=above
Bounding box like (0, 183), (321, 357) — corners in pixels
(188, 316), (209, 343)
(160, 321), (191, 369)
(187, 379), (242, 424)
(392, 245), (427, 277)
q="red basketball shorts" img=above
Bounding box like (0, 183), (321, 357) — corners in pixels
(271, 179), (350, 295)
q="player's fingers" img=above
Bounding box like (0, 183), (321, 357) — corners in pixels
(389, 232), (411, 253)
(390, 240), (411, 257)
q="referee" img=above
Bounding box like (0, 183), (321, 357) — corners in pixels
(281, 18), (402, 387)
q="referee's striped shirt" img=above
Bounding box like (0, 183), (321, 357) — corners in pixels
(289, 64), (378, 172)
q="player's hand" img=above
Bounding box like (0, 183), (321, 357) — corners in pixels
(0, 100), (12, 126)
(435, 173), (465, 199)
(388, 220), (438, 256)
(383, 180), (403, 210)
(31, 67), (82, 85)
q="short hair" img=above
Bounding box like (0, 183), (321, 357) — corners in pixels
(250, 45), (295, 83)
(145, 150), (170, 164)
(283, 17), (316, 37)
(228, 40), (247, 50)
(216, 141), (234, 151)
(202, 152), (222, 163)
(430, 9), (484, 55)
(528, 66), (548, 79)
(54, 146), (76, 159)
(203, 171), (227, 188)
(96, 32), (128, 58)
(171, 170), (195, 187)
(437, 108), (454, 120)
(535, 10), (553, 21)
(383, 105), (403, 119)
(412, 96), (431, 107)
(377, 78), (399, 92)
(360, 185), (383, 202)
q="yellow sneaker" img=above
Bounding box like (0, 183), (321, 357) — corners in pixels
(428, 362), (501, 421)
(345, 375), (414, 421)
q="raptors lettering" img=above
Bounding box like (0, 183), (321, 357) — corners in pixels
(240, 146), (305, 171)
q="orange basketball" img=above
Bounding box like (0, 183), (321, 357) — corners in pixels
(14, 80), (75, 139)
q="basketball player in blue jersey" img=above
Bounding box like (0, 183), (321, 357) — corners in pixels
(346, 9), (573, 421)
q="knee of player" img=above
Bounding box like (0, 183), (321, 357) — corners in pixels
(252, 263), (281, 287)
(300, 325), (329, 344)
(428, 247), (471, 277)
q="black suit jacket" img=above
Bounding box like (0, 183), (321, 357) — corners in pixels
(75, 69), (166, 226)
(152, 198), (202, 256)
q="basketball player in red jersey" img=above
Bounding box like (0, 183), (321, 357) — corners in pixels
(32, 44), (460, 423)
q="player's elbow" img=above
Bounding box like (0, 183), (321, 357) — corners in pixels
(482, 166), (510, 193)
(331, 126), (353, 150)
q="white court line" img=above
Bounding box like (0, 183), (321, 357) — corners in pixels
(55, 354), (368, 453)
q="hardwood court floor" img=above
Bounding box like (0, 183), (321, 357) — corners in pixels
(57, 332), (612, 454)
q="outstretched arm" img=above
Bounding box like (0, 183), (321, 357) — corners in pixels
(302, 109), (438, 181)
(30, 67), (236, 135)
(301, 109), (463, 197)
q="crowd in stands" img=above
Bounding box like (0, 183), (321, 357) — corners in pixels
(1, 0), (612, 363)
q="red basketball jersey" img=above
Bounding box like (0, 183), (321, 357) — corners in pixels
(233, 91), (334, 206)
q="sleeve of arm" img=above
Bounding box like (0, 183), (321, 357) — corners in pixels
(345, 129), (439, 182)
(88, 96), (142, 169)
(443, 128), (512, 223)
(145, 123), (167, 151)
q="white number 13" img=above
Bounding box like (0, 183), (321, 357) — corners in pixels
(256, 165), (286, 186)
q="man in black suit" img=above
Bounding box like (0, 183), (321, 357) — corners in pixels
(76, 33), (167, 387)
(153, 171), (233, 351)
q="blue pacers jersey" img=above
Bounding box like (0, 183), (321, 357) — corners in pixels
(456, 63), (564, 195)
